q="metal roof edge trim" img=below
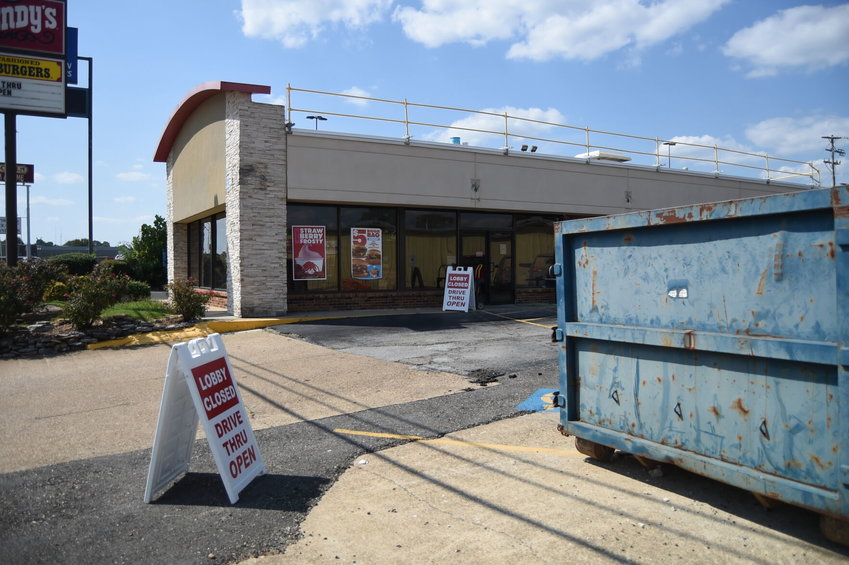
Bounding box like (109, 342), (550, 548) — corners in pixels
(153, 81), (272, 163)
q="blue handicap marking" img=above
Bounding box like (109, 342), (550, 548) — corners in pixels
(516, 388), (560, 412)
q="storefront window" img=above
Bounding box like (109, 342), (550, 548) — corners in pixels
(200, 219), (213, 288)
(187, 212), (228, 291)
(213, 214), (227, 289)
(288, 204), (339, 292)
(515, 214), (558, 288)
(404, 210), (457, 289)
(339, 207), (397, 291)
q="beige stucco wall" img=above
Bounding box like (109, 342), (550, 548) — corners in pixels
(170, 96), (227, 222)
(286, 132), (805, 215)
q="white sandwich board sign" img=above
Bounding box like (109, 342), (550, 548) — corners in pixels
(144, 333), (265, 504)
(442, 266), (476, 312)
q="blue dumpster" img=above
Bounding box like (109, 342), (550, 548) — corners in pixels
(552, 186), (849, 541)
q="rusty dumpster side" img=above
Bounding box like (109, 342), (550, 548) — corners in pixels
(552, 186), (849, 539)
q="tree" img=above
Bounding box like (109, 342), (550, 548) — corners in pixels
(120, 215), (166, 288)
(63, 238), (111, 247)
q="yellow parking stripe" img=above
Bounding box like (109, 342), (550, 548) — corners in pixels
(334, 428), (578, 455)
(483, 311), (554, 328)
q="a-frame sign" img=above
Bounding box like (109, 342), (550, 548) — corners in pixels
(144, 333), (265, 504)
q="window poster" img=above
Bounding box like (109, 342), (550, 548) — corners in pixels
(292, 225), (327, 280)
(351, 227), (382, 279)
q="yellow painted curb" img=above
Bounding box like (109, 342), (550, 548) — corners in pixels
(85, 315), (349, 350)
(85, 308), (479, 351)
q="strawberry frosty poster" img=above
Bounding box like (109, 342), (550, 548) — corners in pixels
(351, 227), (382, 279)
(292, 226), (326, 280)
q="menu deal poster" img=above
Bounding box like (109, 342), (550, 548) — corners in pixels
(292, 226), (327, 280)
(351, 227), (382, 279)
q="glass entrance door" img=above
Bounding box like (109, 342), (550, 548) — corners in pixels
(460, 231), (513, 305)
(489, 232), (513, 304)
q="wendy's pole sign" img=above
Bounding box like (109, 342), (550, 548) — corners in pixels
(0, 0), (67, 116)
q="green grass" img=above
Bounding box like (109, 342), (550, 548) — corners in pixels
(101, 299), (171, 321)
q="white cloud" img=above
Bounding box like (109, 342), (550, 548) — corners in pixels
(772, 160), (824, 184)
(662, 133), (824, 182)
(113, 196), (137, 204)
(658, 134), (759, 170)
(423, 106), (567, 147)
(393, 0), (729, 61)
(239, 0), (392, 48)
(393, 1), (521, 48)
(54, 171), (83, 184)
(746, 115), (849, 154)
(723, 4), (849, 77)
(116, 171), (151, 182)
(95, 214), (155, 225)
(31, 195), (73, 206)
(341, 86), (371, 106)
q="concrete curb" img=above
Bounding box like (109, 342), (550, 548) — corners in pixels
(87, 308), (448, 350)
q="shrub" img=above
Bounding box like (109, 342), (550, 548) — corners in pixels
(43, 280), (69, 302)
(48, 253), (98, 276)
(63, 273), (132, 329)
(0, 264), (26, 334)
(95, 259), (133, 278)
(15, 258), (68, 311)
(166, 278), (210, 322)
(123, 279), (151, 302)
(0, 259), (69, 334)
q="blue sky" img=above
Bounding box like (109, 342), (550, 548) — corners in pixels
(2, 0), (848, 247)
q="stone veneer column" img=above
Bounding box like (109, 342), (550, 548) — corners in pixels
(224, 92), (288, 317)
(165, 153), (188, 285)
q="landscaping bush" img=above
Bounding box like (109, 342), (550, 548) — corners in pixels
(123, 279), (151, 302)
(0, 264), (26, 334)
(165, 278), (210, 322)
(48, 253), (98, 276)
(95, 259), (133, 278)
(0, 259), (69, 334)
(15, 258), (68, 310)
(63, 273), (132, 329)
(43, 280), (69, 302)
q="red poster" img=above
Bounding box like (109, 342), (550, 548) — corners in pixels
(292, 225), (326, 280)
(351, 227), (382, 279)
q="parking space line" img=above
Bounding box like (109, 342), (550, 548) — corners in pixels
(483, 311), (555, 329)
(334, 428), (579, 455)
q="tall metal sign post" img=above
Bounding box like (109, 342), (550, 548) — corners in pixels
(1, 0), (67, 265)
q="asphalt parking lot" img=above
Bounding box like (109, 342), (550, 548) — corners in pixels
(2, 304), (848, 564)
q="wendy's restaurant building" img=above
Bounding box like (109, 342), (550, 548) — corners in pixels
(153, 82), (819, 317)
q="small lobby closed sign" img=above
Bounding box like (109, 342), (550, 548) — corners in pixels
(442, 266), (476, 312)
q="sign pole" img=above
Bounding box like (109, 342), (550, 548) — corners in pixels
(80, 56), (93, 255)
(25, 183), (31, 259)
(4, 112), (16, 266)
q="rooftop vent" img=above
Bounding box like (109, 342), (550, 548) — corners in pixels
(575, 150), (632, 163)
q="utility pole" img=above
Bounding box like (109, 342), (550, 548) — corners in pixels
(823, 135), (845, 188)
